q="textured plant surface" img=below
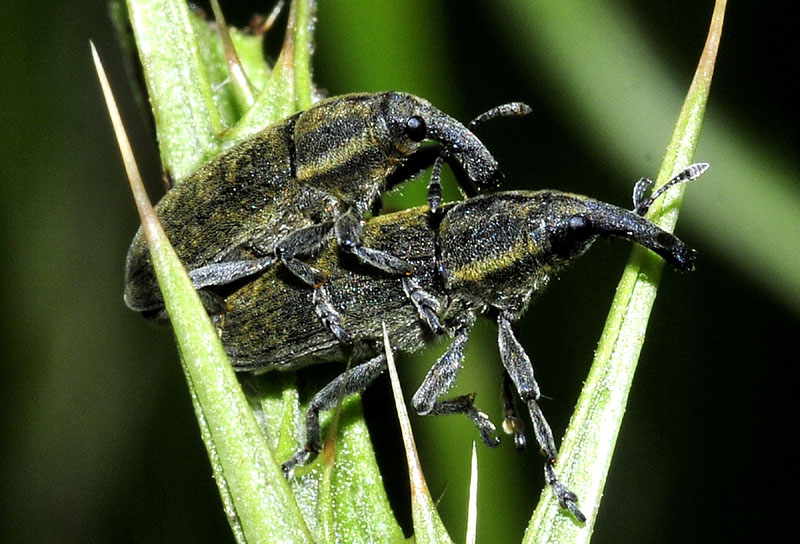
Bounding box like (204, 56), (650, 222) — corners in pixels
(96, 0), (727, 542)
(103, 0), (421, 541)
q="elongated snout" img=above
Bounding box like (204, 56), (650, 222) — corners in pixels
(426, 109), (503, 193)
(580, 199), (696, 271)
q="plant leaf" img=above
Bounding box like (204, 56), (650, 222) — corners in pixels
(120, 0), (405, 541)
(92, 41), (314, 543)
(224, 0), (316, 142)
(524, 1), (726, 542)
(383, 324), (454, 544)
(125, 0), (224, 181)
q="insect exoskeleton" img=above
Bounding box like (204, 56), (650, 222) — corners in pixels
(218, 164), (708, 521)
(125, 92), (530, 340)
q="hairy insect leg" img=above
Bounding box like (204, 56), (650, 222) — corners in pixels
(282, 353), (387, 478)
(384, 145), (443, 192)
(402, 276), (443, 333)
(426, 156), (444, 214)
(497, 312), (585, 522)
(335, 208), (415, 276)
(383, 144), (478, 209)
(501, 370), (527, 450)
(274, 223), (333, 287)
(274, 223), (352, 344)
(313, 285), (352, 344)
(188, 256), (275, 289)
(337, 208), (443, 333)
(411, 312), (500, 448)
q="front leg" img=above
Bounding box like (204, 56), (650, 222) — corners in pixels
(335, 207), (415, 276)
(274, 222), (334, 287)
(402, 276), (443, 333)
(411, 312), (499, 447)
(188, 256), (275, 289)
(497, 311), (585, 522)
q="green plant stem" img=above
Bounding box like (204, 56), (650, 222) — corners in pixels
(524, 1), (726, 542)
(92, 41), (314, 543)
(383, 325), (454, 544)
(126, 0), (223, 180)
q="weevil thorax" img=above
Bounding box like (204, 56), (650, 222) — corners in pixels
(291, 93), (401, 214)
(438, 191), (695, 315)
(438, 192), (560, 314)
(292, 92), (503, 215)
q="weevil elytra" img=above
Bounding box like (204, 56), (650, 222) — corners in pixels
(125, 92), (529, 338)
(217, 163), (708, 521)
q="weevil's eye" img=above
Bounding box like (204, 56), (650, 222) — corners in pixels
(405, 116), (427, 142)
(567, 214), (590, 231)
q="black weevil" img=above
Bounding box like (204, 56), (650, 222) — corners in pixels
(217, 163), (708, 521)
(125, 92), (529, 338)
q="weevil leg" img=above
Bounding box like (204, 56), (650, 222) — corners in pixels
(411, 312), (500, 448)
(274, 222), (333, 287)
(336, 209), (443, 334)
(384, 144), (480, 205)
(501, 370), (527, 450)
(497, 312), (585, 522)
(313, 285), (352, 344)
(273, 223), (353, 344)
(385, 145), (443, 191)
(282, 353), (388, 478)
(427, 155), (444, 214)
(335, 208), (415, 276)
(188, 256), (275, 289)
(402, 276), (443, 333)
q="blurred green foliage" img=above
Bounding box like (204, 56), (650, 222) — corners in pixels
(1, 1), (797, 543)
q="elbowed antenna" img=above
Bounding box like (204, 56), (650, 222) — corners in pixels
(608, 162), (710, 269)
(633, 162), (710, 216)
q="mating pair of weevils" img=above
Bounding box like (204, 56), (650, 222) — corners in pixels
(125, 91), (707, 521)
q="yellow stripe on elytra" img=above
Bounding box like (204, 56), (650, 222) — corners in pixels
(450, 235), (541, 285)
(296, 128), (379, 181)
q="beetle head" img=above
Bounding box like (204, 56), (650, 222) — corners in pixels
(380, 92), (503, 194)
(531, 193), (696, 271)
(438, 190), (695, 314)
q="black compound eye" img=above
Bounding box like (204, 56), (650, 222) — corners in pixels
(567, 214), (590, 231)
(405, 115), (427, 142)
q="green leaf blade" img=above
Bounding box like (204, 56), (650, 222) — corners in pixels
(524, 1), (727, 542)
(92, 39), (314, 543)
(126, 0), (224, 181)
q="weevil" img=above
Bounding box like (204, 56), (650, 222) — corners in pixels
(217, 163), (708, 521)
(125, 92), (529, 337)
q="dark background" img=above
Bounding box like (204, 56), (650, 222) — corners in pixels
(1, 1), (797, 542)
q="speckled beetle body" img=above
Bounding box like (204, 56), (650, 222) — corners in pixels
(125, 92), (527, 337)
(218, 163), (707, 521)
